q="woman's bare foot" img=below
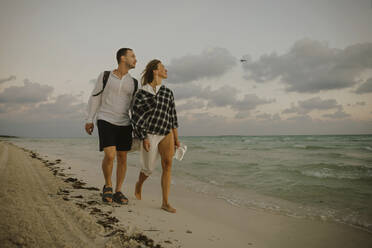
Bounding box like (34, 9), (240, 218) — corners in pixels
(134, 182), (142, 200)
(161, 203), (176, 213)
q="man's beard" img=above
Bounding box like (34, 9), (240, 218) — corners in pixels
(126, 62), (135, 69)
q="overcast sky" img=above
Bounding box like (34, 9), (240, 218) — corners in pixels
(0, 0), (372, 137)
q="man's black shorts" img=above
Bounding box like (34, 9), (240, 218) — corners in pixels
(97, 119), (132, 151)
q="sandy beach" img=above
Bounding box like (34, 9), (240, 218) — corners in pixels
(0, 140), (371, 248)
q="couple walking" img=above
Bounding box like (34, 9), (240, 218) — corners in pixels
(85, 48), (179, 213)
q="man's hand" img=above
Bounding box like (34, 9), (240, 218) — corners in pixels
(143, 139), (150, 152)
(85, 123), (94, 135)
(174, 139), (180, 149)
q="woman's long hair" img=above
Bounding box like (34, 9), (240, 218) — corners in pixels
(141, 59), (161, 86)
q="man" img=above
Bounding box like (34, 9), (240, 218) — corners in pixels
(85, 48), (137, 204)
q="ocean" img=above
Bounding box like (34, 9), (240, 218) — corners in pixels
(5, 134), (372, 233)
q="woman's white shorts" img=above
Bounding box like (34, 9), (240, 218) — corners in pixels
(140, 134), (166, 176)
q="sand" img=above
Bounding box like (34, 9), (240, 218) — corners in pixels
(0, 140), (371, 248)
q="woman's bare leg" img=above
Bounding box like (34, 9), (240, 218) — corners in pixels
(158, 132), (176, 213)
(135, 171), (148, 200)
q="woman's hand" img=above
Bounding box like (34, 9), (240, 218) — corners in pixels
(174, 139), (180, 149)
(143, 139), (150, 152)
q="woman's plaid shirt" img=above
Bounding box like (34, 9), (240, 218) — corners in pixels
(131, 85), (178, 139)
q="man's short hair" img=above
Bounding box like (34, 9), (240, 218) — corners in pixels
(116, 48), (133, 64)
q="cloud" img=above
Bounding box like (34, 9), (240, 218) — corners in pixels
(256, 113), (281, 121)
(176, 99), (205, 112)
(322, 109), (351, 119)
(355, 101), (366, 106)
(166, 47), (237, 84)
(355, 78), (372, 94)
(0, 92), (87, 137)
(283, 97), (351, 120)
(0, 75), (16, 84)
(0, 89), (86, 121)
(89, 78), (97, 85)
(347, 101), (366, 107)
(204, 86), (239, 107)
(28, 94), (86, 120)
(203, 86), (275, 112)
(169, 83), (204, 100)
(282, 97), (341, 115)
(232, 94), (275, 111)
(0, 79), (53, 103)
(242, 39), (372, 93)
(233, 94), (276, 119)
(0, 102), (26, 114)
(171, 83), (274, 116)
(178, 112), (372, 136)
(0, 77), (87, 137)
(177, 113), (228, 135)
(286, 114), (313, 122)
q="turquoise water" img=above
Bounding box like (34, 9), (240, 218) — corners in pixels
(5, 135), (372, 232)
(176, 135), (372, 231)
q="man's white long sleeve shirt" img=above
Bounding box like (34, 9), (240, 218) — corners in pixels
(86, 71), (135, 126)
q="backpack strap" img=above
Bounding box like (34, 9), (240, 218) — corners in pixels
(129, 77), (139, 120)
(132, 77), (138, 97)
(92, 71), (110, 96)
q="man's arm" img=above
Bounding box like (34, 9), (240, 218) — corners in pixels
(131, 92), (151, 140)
(85, 72), (104, 135)
(132, 94), (149, 152)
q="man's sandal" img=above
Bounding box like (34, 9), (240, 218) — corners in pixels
(102, 185), (113, 203)
(113, 191), (129, 205)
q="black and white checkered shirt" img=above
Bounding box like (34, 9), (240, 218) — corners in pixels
(131, 85), (178, 139)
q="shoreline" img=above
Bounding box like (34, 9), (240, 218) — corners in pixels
(1, 140), (372, 248)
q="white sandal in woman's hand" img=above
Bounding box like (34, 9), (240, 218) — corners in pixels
(174, 143), (187, 161)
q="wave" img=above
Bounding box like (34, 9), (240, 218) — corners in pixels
(208, 179), (224, 186)
(216, 196), (241, 207)
(187, 145), (207, 150)
(293, 144), (336, 150)
(299, 161), (372, 170)
(271, 162), (372, 181)
(300, 168), (372, 180)
(215, 190), (372, 233)
(293, 144), (307, 149)
(204, 149), (241, 156)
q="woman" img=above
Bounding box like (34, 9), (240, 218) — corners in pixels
(131, 59), (180, 213)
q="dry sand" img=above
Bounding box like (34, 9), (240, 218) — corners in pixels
(0, 141), (371, 248)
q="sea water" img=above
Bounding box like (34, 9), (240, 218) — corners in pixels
(5, 135), (372, 232)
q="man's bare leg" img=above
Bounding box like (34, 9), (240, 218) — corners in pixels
(102, 146), (116, 202)
(111, 150), (129, 204)
(115, 151), (128, 192)
(158, 132), (176, 213)
(135, 171), (148, 200)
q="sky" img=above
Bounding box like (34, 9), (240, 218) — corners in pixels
(0, 0), (372, 137)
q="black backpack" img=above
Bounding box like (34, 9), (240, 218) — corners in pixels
(92, 71), (138, 97)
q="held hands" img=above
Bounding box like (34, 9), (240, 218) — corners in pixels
(85, 123), (94, 135)
(143, 139), (150, 152)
